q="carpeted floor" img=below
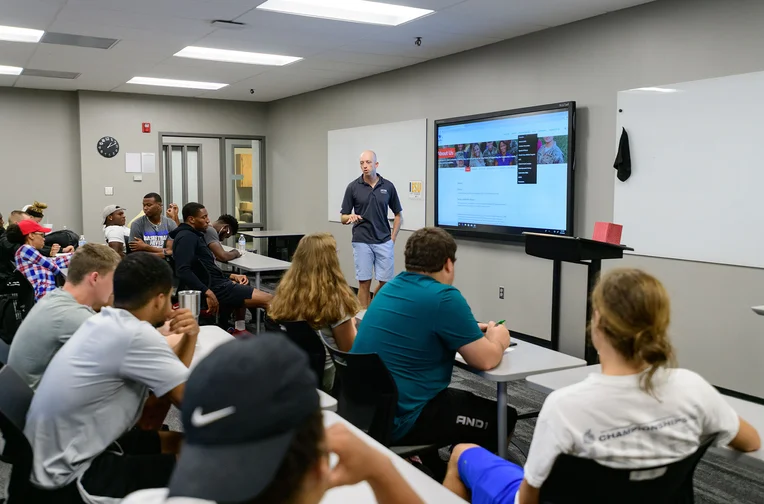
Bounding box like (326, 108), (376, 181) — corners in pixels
(2, 367), (762, 502)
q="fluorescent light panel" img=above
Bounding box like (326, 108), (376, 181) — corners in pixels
(0, 65), (23, 76)
(126, 77), (228, 90)
(256, 0), (433, 26)
(174, 46), (302, 66)
(0, 24), (44, 43)
(632, 87), (678, 93)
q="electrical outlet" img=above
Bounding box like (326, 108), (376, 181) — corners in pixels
(499, 286), (505, 299)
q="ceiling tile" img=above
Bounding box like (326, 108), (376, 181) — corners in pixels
(111, 83), (206, 98)
(317, 50), (427, 68)
(66, 0), (257, 21)
(0, 42), (38, 68)
(146, 58), (271, 84)
(0, 0), (64, 30)
(0, 75), (21, 88)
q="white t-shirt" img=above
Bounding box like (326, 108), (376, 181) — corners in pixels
(103, 225), (130, 244)
(523, 367), (740, 489)
(24, 308), (189, 492)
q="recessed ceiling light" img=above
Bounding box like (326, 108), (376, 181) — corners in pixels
(0, 25), (44, 43)
(631, 87), (679, 93)
(126, 77), (228, 90)
(256, 0), (433, 26)
(174, 46), (302, 66)
(0, 65), (23, 76)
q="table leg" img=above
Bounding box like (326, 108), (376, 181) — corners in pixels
(497, 381), (508, 459)
(256, 272), (261, 335)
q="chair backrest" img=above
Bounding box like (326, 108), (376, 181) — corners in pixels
(325, 346), (398, 446)
(540, 435), (718, 504)
(0, 270), (36, 345)
(0, 365), (35, 503)
(275, 321), (326, 388)
(0, 338), (10, 365)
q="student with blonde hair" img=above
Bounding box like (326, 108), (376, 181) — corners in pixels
(443, 268), (761, 504)
(268, 232), (361, 391)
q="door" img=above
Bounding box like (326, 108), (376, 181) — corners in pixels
(224, 138), (264, 229)
(161, 137), (222, 218)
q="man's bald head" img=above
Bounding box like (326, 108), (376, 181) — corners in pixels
(359, 150), (379, 178)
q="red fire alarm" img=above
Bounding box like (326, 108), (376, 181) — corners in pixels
(142, 122), (151, 133)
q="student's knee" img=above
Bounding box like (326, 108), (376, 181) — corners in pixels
(450, 443), (480, 466)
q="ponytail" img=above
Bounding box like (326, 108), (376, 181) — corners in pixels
(592, 268), (676, 398)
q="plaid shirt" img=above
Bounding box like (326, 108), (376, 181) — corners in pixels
(14, 245), (72, 301)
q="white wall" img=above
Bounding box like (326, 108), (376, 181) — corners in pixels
(0, 88), (81, 230)
(266, 0), (764, 397)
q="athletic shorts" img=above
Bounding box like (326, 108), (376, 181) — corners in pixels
(79, 429), (176, 500)
(458, 446), (524, 504)
(394, 388), (518, 453)
(212, 281), (255, 308)
(352, 240), (394, 282)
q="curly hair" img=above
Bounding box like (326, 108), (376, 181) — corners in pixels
(268, 233), (360, 329)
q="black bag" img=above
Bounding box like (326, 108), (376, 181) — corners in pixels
(44, 230), (79, 250)
(0, 271), (36, 345)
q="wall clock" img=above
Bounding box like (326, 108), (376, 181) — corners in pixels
(97, 136), (119, 158)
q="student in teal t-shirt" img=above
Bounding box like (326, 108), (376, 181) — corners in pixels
(351, 227), (515, 453)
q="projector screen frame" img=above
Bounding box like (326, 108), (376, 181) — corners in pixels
(433, 101), (576, 244)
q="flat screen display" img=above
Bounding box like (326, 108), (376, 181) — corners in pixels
(435, 102), (575, 242)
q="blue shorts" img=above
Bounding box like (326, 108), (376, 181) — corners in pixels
(458, 446), (524, 504)
(352, 240), (394, 282)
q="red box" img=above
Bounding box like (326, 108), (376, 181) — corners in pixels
(142, 122), (151, 133)
(592, 222), (623, 245)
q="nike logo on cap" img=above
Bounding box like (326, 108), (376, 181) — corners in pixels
(191, 406), (236, 427)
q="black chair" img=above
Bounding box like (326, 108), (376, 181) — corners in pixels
(325, 346), (437, 458)
(0, 338), (9, 365)
(275, 321), (326, 389)
(0, 366), (33, 503)
(0, 270), (35, 345)
(539, 435), (718, 504)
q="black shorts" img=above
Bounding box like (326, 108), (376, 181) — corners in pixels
(212, 281), (254, 308)
(395, 388), (518, 453)
(79, 429), (176, 499)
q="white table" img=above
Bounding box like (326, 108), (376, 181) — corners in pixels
(321, 410), (467, 503)
(526, 365), (764, 469)
(751, 306), (764, 316)
(194, 326), (337, 412)
(455, 339), (586, 459)
(241, 230), (306, 238)
(220, 245), (291, 333)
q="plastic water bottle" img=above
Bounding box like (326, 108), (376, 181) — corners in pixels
(78, 235), (86, 248)
(237, 235), (246, 254)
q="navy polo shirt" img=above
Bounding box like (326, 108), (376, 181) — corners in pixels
(341, 174), (402, 244)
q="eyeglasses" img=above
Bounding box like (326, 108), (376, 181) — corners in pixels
(31, 232), (45, 237)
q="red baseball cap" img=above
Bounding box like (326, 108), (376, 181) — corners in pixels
(17, 220), (51, 236)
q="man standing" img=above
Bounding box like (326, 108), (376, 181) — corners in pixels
(129, 193), (176, 258)
(8, 243), (120, 389)
(340, 150), (403, 307)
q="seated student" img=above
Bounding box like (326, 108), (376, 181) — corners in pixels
(8, 243), (119, 390)
(6, 221), (72, 301)
(0, 211), (30, 282)
(351, 227), (514, 453)
(129, 192), (176, 258)
(443, 268), (762, 504)
(103, 204), (130, 257)
(121, 333), (424, 504)
(268, 232), (362, 392)
(6, 209), (28, 226)
(23, 252), (199, 502)
(171, 202), (271, 317)
(204, 213), (242, 262)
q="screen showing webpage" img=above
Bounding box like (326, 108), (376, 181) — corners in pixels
(437, 109), (570, 235)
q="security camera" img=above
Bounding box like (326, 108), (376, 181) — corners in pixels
(250, 89), (255, 94)
(415, 37), (422, 47)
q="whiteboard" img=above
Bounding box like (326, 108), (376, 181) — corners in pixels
(614, 71), (764, 268)
(328, 118), (427, 230)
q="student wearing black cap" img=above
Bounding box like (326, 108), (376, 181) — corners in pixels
(122, 333), (424, 504)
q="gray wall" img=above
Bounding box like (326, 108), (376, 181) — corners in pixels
(0, 89), (81, 230)
(78, 92), (268, 240)
(266, 0), (764, 396)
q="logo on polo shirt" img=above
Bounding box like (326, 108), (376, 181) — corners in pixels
(380, 189), (388, 194)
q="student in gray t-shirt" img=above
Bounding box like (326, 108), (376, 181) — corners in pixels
(128, 193), (177, 257)
(204, 213), (242, 263)
(8, 243), (120, 390)
(23, 253), (200, 503)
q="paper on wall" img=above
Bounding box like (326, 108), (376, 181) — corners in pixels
(141, 152), (156, 173)
(125, 153), (141, 173)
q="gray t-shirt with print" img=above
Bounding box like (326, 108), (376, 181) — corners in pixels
(24, 307), (189, 491)
(129, 215), (177, 249)
(8, 288), (95, 390)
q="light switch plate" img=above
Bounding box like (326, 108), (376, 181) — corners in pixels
(133, 175), (143, 182)
(104, 186), (114, 196)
